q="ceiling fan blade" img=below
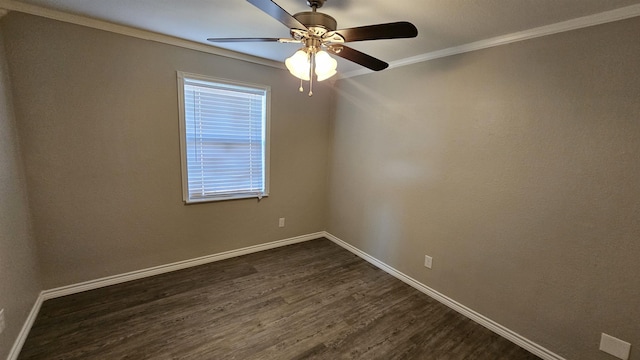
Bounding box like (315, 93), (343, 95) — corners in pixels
(333, 21), (418, 42)
(327, 45), (388, 71)
(247, 0), (307, 30)
(207, 37), (282, 43)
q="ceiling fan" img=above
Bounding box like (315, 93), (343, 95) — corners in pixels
(207, 0), (418, 95)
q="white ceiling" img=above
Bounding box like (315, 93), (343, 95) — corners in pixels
(11, 0), (640, 74)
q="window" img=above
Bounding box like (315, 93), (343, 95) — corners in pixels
(177, 72), (270, 203)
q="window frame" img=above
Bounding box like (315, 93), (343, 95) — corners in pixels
(177, 71), (270, 204)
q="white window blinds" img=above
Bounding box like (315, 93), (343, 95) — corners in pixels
(178, 73), (269, 203)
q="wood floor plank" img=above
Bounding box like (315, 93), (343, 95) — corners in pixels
(18, 238), (541, 360)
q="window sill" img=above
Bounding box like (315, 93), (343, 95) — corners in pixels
(184, 193), (269, 204)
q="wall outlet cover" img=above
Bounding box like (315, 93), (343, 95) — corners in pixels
(424, 255), (433, 269)
(0, 308), (5, 334)
(599, 333), (631, 360)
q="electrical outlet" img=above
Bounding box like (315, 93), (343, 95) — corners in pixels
(0, 308), (5, 334)
(424, 255), (433, 269)
(278, 217), (285, 227)
(600, 333), (631, 360)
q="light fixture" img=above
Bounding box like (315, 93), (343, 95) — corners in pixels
(314, 50), (337, 81)
(207, 0), (418, 98)
(285, 46), (337, 96)
(285, 49), (311, 81)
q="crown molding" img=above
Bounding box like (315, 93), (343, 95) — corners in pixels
(341, 3), (640, 79)
(1, 0), (639, 79)
(0, 0), (285, 70)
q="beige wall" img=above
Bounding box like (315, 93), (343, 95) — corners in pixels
(328, 17), (640, 360)
(0, 27), (42, 359)
(2, 12), (331, 289)
(3, 8), (640, 360)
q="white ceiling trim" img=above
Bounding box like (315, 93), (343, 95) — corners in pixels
(341, 3), (640, 79)
(0, 0), (285, 70)
(1, 0), (639, 79)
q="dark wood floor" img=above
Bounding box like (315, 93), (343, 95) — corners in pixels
(19, 238), (541, 360)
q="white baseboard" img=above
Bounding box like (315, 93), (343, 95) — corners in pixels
(321, 231), (566, 360)
(8, 232), (323, 359)
(7, 295), (43, 360)
(10, 231), (564, 360)
(41, 232), (324, 300)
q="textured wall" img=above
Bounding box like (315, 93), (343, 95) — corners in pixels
(328, 18), (640, 360)
(0, 28), (42, 359)
(2, 12), (331, 289)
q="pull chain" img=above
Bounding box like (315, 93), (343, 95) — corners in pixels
(308, 51), (315, 97)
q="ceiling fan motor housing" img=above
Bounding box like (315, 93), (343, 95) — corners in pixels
(294, 11), (337, 32)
